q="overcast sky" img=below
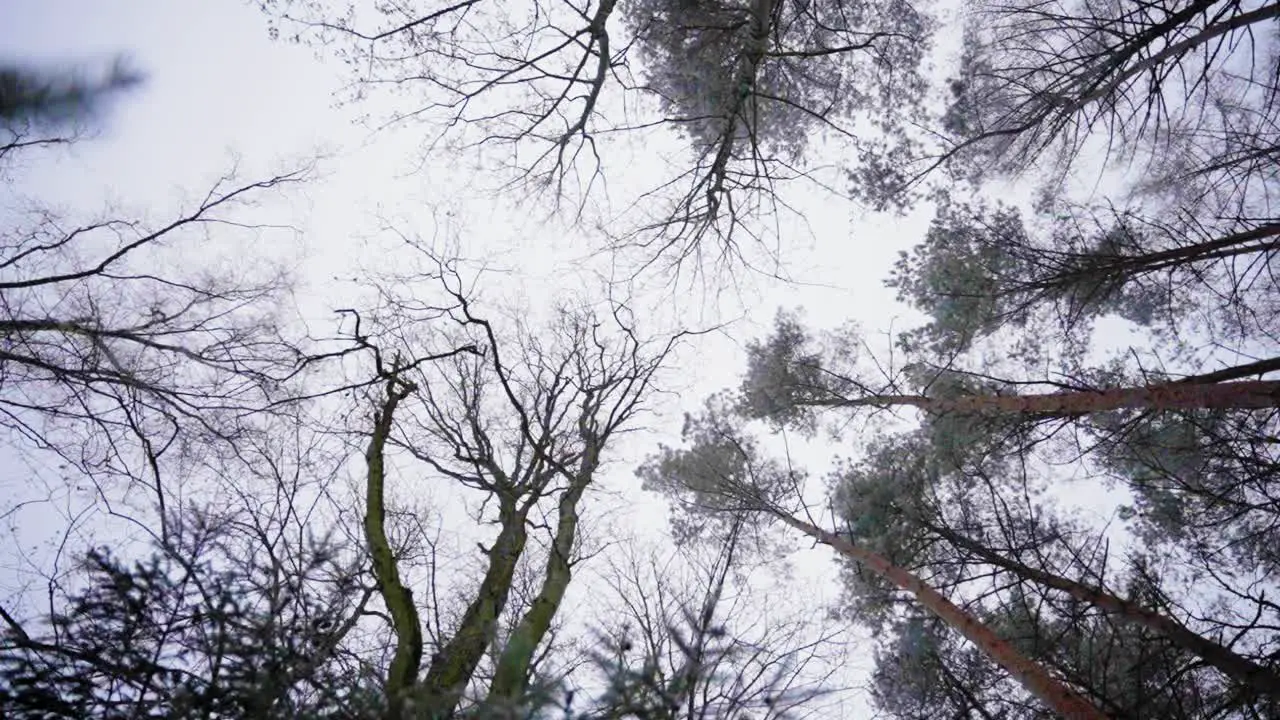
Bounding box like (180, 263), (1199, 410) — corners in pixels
(0, 0), (1104, 711)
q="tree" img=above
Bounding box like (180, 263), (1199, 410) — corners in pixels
(335, 249), (686, 719)
(1, 57), (142, 131)
(0, 129), (335, 539)
(917, 0), (1280, 218)
(871, 593), (1237, 719)
(259, 0), (624, 200)
(921, 518), (1280, 699)
(886, 196), (1280, 360)
(637, 397), (1109, 719)
(1089, 405), (1280, 576)
(871, 181), (1280, 584)
(731, 304), (1280, 699)
(740, 311), (1280, 434)
(644, 387), (1280, 715)
(259, 0), (931, 282)
(0, 110), (428, 656)
(830, 426), (1280, 707)
(361, 353), (478, 720)
(584, 523), (846, 719)
(0, 420), (381, 719)
(617, 0), (930, 263)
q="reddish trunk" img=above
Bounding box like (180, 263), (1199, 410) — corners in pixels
(940, 379), (1280, 416)
(827, 379), (1280, 418)
(932, 524), (1280, 698)
(775, 513), (1107, 720)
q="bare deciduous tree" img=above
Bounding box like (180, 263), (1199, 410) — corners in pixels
(338, 247), (687, 718)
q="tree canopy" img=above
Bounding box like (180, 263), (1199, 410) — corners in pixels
(4, 0), (1279, 717)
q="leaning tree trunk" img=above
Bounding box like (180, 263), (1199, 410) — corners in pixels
(774, 513), (1108, 720)
(927, 522), (1280, 699)
(364, 377), (425, 720)
(936, 379), (1280, 416)
(1058, 3), (1280, 115)
(1041, 223), (1280, 290)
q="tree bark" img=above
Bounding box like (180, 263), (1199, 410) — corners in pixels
(484, 443), (600, 707)
(817, 379), (1280, 417)
(418, 499), (530, 719)
(364, 377), (425, 720)
(773, 512), (1108, 720)
(929, 523), (1280, 699)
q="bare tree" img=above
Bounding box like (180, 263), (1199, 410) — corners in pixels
(0, 124), (376, 555)
(360, 347), (481, 720)
(336, 248), (686, 718)
(259, 0), (624, 204)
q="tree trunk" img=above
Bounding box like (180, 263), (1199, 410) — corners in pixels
(1176, 356), (1280, 385)
(418, 500), (530, 719)
(940, 379), (1280, 416)
(1067, 3), (1280, 113)
(929, 523), (1280, 699)
(364, 377), (425, 720)
(704, 0), (776, 214)
(484, 444), (600, 707)
(823, 379), (1280, 417)
(773, 512), (1108, 720)
(1043, 223), (1280, 289)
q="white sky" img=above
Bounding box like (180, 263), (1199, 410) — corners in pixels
(1, 0), (1145, 713)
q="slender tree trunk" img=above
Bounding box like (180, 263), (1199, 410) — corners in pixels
(938, 379), (1280, 415)
(418, 500), (530, 719)
(818, 379), (1280, 417)
(1067, 3), (1280, 112)
(773, 512), (1108, 720)
(705, 0), (775, 212)
(1176, 356), (1280, 385)
(485, 444), (600, 707)
(1044, 223), (1280, 288)
(364, 377), (425, 720)
(928, 523), (1280, 699)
